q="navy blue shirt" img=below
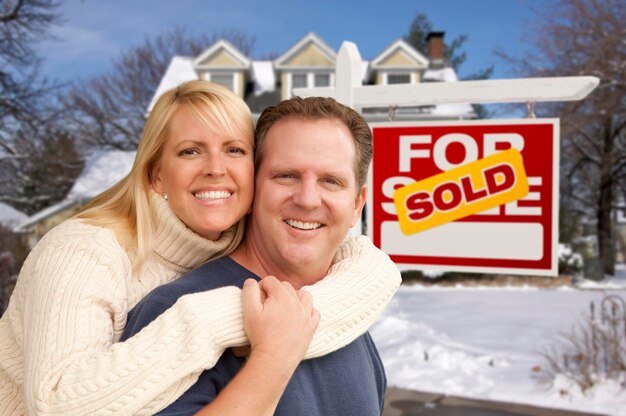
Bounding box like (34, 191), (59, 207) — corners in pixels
(122, 257), (386, 415)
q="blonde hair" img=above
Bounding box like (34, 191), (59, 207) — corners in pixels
(76, 80), (254, 269)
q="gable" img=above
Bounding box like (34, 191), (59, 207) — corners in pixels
(197, 49), (245, 67)
(378, 49), (416, 67)
(275, 33), (335, 69)
(371, 39), (429, 69)
(284, 43), (334, 67)
(193, 40), (250, 69)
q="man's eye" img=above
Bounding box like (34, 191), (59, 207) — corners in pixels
(324, 178), (341, 186)
(276, 173), (296, 179)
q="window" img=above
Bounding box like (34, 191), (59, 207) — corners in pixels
(314, 73), (330, 87)
(210, 74), (234, 91)
(387, 74), (411, 84)
(292, 74), (307, 89)
(289, 72), (333, 98)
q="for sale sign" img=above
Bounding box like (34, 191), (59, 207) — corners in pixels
(367, 119), (559, 276)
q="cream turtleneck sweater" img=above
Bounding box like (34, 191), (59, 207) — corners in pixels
(0, 194), (400, 416)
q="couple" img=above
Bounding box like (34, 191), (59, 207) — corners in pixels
(0, 81), (400, 415)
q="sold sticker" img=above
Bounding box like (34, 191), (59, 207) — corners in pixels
(393, 148), (529, 235)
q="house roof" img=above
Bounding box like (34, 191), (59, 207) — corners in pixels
(274, 32), (336, 69)
(15, 150), (137, 232)
(193, 39), (251, 69)
(0, 202), (28, 228)
(68, 150), (136, 199)
(147, 56), (197, 112)
(250, 61), (275, 95)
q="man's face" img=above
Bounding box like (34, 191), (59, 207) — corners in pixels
(247, 117), (366, 284)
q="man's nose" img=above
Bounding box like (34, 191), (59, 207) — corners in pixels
(292, 179), (321, 209)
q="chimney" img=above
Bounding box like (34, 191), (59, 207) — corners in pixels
(426, 31), (445, 68)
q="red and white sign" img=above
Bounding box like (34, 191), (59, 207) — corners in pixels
(367, 119), (560, 276)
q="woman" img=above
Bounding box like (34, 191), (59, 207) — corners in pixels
(0, 81), (400, 415)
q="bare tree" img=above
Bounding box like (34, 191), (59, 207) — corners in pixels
(62, 27), (256, 150)
(0, 0), (60, 130)
(502, 0), (626, 278)
(0, 0), (73, 215)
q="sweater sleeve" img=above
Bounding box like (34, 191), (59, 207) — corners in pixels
(20, 234), (247, 416)
(302, 235), (401, 358)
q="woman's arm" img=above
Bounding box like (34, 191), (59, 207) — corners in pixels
(303, 235), (401, 358)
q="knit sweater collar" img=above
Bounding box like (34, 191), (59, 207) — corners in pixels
(151, 192), (236, 272)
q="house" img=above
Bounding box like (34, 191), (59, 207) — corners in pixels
(148, 31), (475, 121)
(19, 31), (473, 245)
(15, 150), (136, 246)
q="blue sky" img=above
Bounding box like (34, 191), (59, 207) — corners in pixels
(37, 0), (543, 84)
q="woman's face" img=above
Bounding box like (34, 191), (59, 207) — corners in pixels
(151, 106), (254, 240)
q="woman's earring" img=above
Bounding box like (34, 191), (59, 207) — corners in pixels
(162, 192), (168, 201)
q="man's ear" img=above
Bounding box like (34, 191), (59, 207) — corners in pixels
(351, 185), (367, 227)
(150, 163), (164, 194)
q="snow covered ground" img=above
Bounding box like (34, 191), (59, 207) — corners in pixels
(371, 268), (626, 416)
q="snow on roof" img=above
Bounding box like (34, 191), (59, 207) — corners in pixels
(423, 67), (459, 82)
(68, 150), (136, 199)
(251, 61), (275, 96)
(0, 202), (28, 227)
(147, 56), (198, 112)
(16, 150), (137, 232)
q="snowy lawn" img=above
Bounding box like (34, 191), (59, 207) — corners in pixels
(371, 269), (626, 416)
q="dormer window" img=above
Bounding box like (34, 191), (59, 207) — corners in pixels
(314, 73), (330, 87)
(192, 40), (251, 99)
(275, 33), (337, 100)
(287, 72), (334, 98)
(208, 73), (235, 91)
(371, 39), (429, 88)
(387, 73), (411, 84)
(292, 73), (308, 89)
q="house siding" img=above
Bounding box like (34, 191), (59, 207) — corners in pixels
(379, 50), (416, 67)
(199, 50), (243, 67)
(284, 43), (334, 67)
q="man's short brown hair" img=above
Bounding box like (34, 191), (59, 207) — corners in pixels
(254, 97), (372, 188)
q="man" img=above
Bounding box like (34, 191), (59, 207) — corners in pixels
(123, 97), (387, 415)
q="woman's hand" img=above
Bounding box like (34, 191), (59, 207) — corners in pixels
(241, 277), (320, 367)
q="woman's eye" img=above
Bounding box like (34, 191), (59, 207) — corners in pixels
(227, 147), (247, 155)
(178, 148), (199, 157)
